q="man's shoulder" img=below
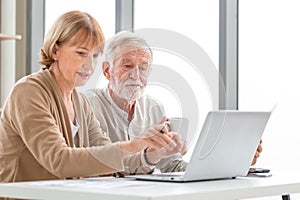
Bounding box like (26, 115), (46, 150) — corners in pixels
(138, 95), (164, 106)
(84, 87), (112, 110)
(85, 88), (102, 97)
(137, 95), (165, 115)
(85, 88), (107, 101)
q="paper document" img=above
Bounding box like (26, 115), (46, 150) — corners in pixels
(27, 177), (153, 189)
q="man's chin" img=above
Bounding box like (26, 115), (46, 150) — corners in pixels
(121, 93), (142, 103)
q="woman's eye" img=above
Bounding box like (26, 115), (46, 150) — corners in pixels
(76, 51), (87, 57)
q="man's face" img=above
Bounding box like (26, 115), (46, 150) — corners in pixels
(109, 49), (152, 103)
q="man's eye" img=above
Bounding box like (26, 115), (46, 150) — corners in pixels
(139, 66), (147, 71)
(93, 53), (100, 59)
(123, 64), (133, 68)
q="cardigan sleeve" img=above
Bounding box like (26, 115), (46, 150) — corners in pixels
(10, 81), (125, 178)
(79, 93), (153, 174)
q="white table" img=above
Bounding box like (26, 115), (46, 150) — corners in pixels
(0, 171), (299, 200)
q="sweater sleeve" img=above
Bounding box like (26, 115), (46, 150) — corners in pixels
(80, 93), (153, 174)
(10, 81), (125, 178)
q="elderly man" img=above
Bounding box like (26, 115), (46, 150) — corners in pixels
(86, 31), (262, 172)
(86, 31), (187, 172)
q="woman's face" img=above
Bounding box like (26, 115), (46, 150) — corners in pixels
(52, 31), (101, 88)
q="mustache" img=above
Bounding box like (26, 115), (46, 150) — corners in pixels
(123, 80), (144, 87)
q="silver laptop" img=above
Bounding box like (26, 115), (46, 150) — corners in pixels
(127, 110), (271, 182)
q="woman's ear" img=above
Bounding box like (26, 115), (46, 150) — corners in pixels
(102, 61), (111, 80)
(52, 43), (59, 60)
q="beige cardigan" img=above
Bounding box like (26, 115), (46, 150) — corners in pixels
(0, 70), (144, 182)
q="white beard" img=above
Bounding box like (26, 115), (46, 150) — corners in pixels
(110, 77), (145, 103)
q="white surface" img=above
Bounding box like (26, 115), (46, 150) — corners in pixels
(1, 171), (300, 200)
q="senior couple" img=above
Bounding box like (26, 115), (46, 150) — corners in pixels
(0, 10), (262, 182)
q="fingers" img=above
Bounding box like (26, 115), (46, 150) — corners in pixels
(159, 117), (170, 132)
(141, 124), (176, 151)
(254, 150), (260, 158)
(139, 123), (187, 158)
(159, 116), (169, 124)
(167, 132), (186, 154)
(180, 139), (188, 155)
(251, 157), (257, 166)
(159, 122), (170, 133)
(152, 134), (176, 152)
(251, 152), (260, 166)
(160, 131), (188, 157)
(257, 143), (263, 153)
(251, 147), (262, 166)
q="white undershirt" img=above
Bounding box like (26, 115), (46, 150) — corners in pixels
(70, 119), (80, 147)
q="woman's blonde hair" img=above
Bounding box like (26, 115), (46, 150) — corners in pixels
(40, 10), (105, 69)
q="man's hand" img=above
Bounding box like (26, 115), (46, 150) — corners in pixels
(251, 139), (263, 166)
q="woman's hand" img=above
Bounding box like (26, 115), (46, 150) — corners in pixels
(132, 123), (176, 151)
(119, 122), (187, 164)
(141, 130), (187, 165)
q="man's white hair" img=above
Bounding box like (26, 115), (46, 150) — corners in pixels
(104, 31), (153, 64)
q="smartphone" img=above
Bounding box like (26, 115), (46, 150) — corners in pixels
(248, 168), (270, 173)
(247, 172), (272, 177)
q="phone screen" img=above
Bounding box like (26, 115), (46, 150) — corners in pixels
(248, 168), (270, 173)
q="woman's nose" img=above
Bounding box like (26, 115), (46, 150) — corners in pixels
(84, 55), (97, 70)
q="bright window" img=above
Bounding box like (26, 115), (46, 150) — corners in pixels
(45, 0), (115, 94)
(45, 0), (115, 39)
(135, 0), (219, 159)
(239, 0), (300, 170)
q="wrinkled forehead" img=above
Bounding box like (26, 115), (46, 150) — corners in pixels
(115, 47), (152, 62)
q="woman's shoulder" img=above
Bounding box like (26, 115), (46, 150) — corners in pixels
(13, 71), (43, 93)
(14, 70), (53, 88)
(6, 70), (55, 109)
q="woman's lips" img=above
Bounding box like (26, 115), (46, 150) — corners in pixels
(77, 72), (90, 79)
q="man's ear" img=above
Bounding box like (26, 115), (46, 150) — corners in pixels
(102, 61), (111, 80)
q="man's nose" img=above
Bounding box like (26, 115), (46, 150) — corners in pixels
(129, 66), (140, 79)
